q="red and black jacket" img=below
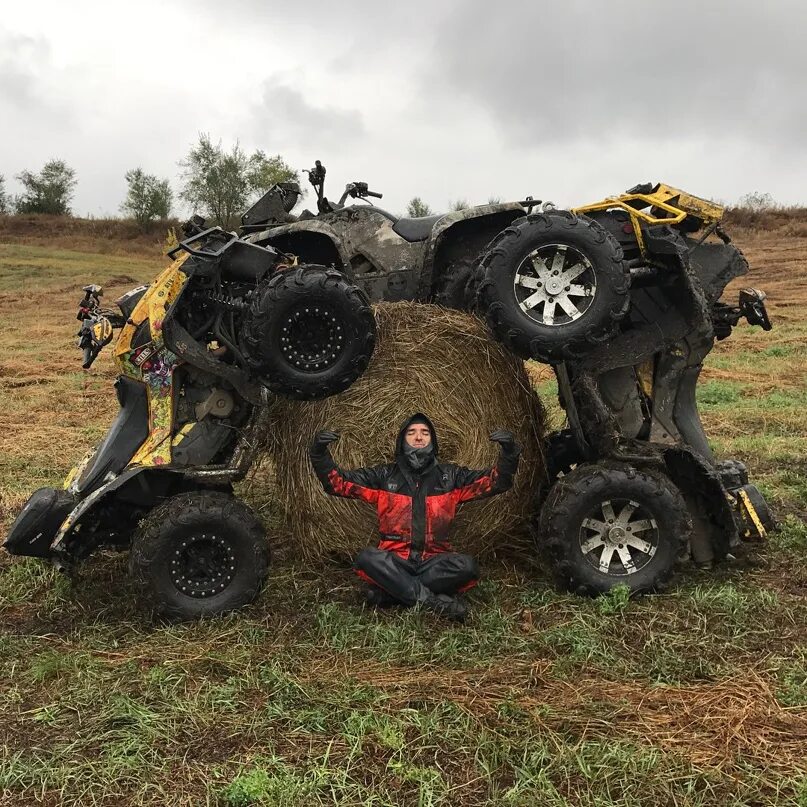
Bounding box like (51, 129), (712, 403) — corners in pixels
(310, 414), (519, 559)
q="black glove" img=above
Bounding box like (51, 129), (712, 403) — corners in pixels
(489, 429), (521, 457)
(311, 430), (340, 457)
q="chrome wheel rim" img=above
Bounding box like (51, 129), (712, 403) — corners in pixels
(513, 243), (596, 326)
(579, 498), (659, 576)
(170, 533), (236, 598)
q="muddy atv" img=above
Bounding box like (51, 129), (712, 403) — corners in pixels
(240, 160), (626, 363)
(3, 229), (375, 619)
(532, 184), (775, 594)
(242, 168), (775, 595)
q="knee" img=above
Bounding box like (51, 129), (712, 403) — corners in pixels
(458, 554), (480, 580)
(355, 547), (374, 570)
(355, 546), (384, 571)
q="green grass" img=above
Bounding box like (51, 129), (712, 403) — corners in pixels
(1, 553), (806, 805)
(0, 242), (806, 805)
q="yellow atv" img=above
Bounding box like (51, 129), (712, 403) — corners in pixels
(3, 228), (375, 619)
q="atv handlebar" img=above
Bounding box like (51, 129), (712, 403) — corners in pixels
(304, 160), (384, 213)
(338, 182), (383, 206)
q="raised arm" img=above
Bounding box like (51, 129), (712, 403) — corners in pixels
(453, 430), (521, 503)
(309, 430), (385, 504)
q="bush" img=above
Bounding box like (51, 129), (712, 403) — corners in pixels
(736, 191), (777, 212)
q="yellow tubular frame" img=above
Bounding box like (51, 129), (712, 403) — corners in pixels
(572, 184), (725, 259)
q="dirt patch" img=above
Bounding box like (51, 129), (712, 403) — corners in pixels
(105, 274), (140, 286)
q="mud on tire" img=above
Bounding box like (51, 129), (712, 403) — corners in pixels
(477, 211), (630, 363)
(129, 490), (269, 621)
(535, 463), (690, 595)
(241, 264), (376, 400)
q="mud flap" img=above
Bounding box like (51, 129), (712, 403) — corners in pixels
(663, 447), (737, 564)
(3, 487), (76, 558)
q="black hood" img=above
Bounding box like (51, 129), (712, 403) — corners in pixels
(395, 412), (439, 458)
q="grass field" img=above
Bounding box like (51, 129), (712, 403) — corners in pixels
(0, 219), (806, 806)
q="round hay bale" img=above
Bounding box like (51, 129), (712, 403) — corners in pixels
(256, 302), (548, 564)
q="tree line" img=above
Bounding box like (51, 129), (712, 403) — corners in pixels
(0, 134), (299, 230)
(0, 134), (495, 230)
(0, 139), (785, 229)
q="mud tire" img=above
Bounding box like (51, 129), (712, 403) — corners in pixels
(477, 211), (630, 363)
(241, 264), (376, 400)
(535, 463), (690, 596)
(129, 491), (269, 621)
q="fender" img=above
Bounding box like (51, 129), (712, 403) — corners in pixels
(663, 446), (737, 564)
(420, 204), (526, 298)
(50, 466), (150, 553)
(51, 466), (197, 554)
(247, 220), (351, 276)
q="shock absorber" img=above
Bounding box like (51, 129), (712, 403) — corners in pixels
(203, 290), (249, 311)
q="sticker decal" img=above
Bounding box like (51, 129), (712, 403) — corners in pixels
(132, 344), (155, 366)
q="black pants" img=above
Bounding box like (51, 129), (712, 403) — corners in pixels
(354, 547), (479, 606)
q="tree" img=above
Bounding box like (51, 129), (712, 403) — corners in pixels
(0, 175), (9, 215)
(179, 134), (299, 228)
(406, 196), (433, 217)
(449, 198), (470, 212)
(737, 191), (776, 212)
(121, 168), (173, 226)
(15, 159), (77, 215)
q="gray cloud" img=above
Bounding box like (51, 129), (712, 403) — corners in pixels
(0, 29), (72, 119)
(250, 82), (366, 145)
(1, 1), (805, 216)
(423, 0), (807, 149)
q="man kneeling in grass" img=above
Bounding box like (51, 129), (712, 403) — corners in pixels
(309, 413), (520, 622)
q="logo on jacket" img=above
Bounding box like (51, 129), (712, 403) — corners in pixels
(387, 482), (398, 491)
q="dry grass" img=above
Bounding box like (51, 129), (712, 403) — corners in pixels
(724, 204), (807, 235)
(0, 213), (177, 257)
(310, 656), (807, 776)
(258, 302), (548, 562)
(0, 221), (806, 805)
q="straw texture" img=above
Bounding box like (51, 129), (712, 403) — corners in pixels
(257, 302), (548, 563)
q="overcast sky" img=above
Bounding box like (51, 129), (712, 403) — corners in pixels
(2, 0), (805, 218)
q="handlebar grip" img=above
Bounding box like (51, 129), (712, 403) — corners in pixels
(366, 190), (383, 199)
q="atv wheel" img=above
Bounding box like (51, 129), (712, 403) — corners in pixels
(536, 463), (690, 595)
(129, 491), (269, 621)
(434, 259), (475, 310)
(242, 264), (376, 400)
(477, 211), (630, 363)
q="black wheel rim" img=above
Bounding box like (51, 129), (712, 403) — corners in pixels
(513, 243), (597, 326)
(280, 304), (345, 372)
(578, 498), (660, 577)
(170, 532), (236, 598)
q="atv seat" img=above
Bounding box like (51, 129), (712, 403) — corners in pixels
(392, 214), (443, 242)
